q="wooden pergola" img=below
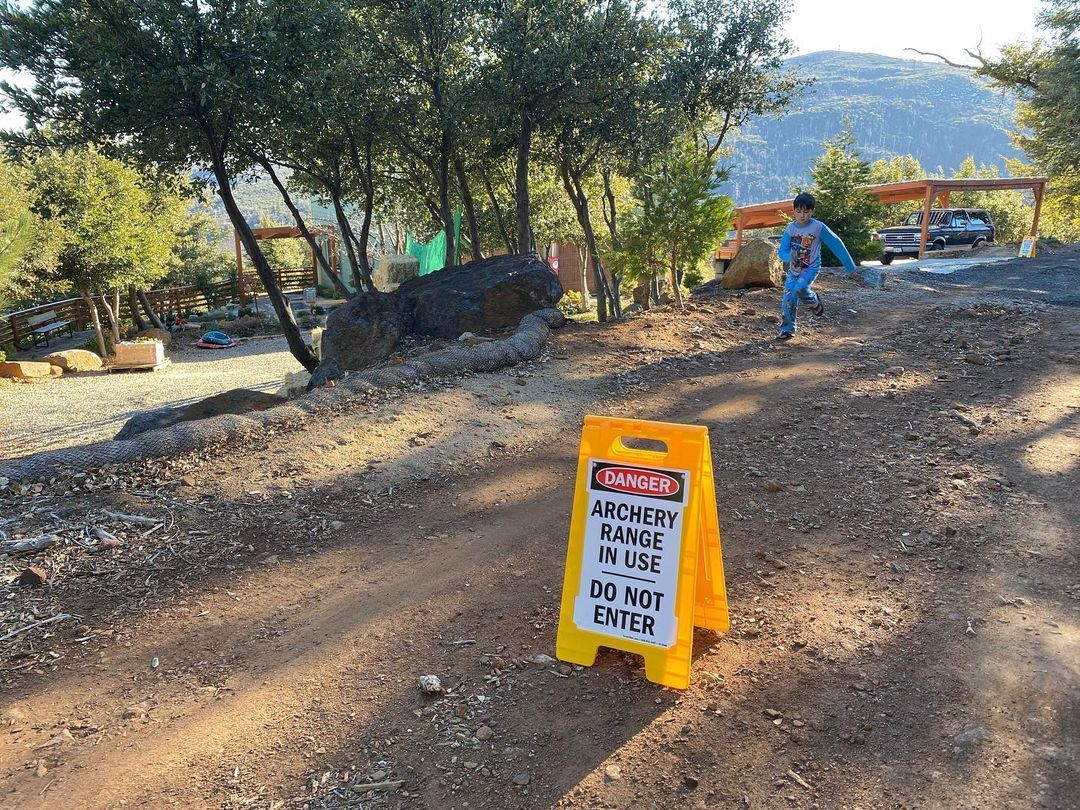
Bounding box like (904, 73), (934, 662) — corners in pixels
(720, 177), (1048, 260)
(234, 225), (338, 303)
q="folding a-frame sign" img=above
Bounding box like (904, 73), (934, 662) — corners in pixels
(718, 177), (1048, 261)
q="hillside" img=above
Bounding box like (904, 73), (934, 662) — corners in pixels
(720, 51), (1024, 204)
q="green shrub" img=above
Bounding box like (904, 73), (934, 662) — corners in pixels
(557, 289), (587, 315)
(0, 349), (6, 363)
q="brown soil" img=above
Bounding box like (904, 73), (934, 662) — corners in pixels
(1, 265), (1078, 810)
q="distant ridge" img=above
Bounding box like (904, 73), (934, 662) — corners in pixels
(719, 50), (1024, 205)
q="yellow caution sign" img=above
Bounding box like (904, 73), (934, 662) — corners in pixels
(556, 415), (729, 689)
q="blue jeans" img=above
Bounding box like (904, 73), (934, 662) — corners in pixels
(779, 267), (819, 335)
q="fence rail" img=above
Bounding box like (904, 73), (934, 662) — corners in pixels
(1, 267), (315, 351)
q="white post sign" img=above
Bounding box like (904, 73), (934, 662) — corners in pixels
(573, 459), (689, 648)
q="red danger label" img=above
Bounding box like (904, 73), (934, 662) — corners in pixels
(590, 461), (686, 503)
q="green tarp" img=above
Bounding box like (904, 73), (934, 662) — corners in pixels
(406, 208), (462, 275)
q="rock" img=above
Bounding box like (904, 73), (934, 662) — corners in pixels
(463, 761), (479, 770)
(763, 709), (782, 719)
(886, 366), (905, 376)
(720, 239), (783, 289)
(136, 328), (173, 348)
(955, 724), (991, 746)
(621, 303), (643, 316)
(0, 361), (54, 379)
(123, 700), (152, 720)
(683, 775), (700, 790)
(374, 254), (421, 291)
(765, 480), (785, 493)
(502, 747), (524, 761)
(116, 388), (288, 440)
(43, 349), (103, 372)
(36, 729), (75, 749)
(277, 369), (312, 398)
(15, 567), (47, 587)
(524, 652), (557, 667)
(397, 253), (563, 339)
(49, 364), (63, 376)
(417, 674), (443, 694)
(965, 353), (988, 365)
(512, 773), (531, 786)
(35, 761), (48, 778)
(475, 725), (494, 741)
(319, 291), (404, 371)
(604, 764), (622, 782)
(306, 357), (346, 390)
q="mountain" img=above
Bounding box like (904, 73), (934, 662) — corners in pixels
(718, 51), (1025, 205)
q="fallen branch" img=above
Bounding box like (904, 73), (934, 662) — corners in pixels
(0, 613), (73, 644)
(0, 534), (59, 555)
(102, 511), (160, 526)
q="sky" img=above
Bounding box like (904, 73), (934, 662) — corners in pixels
(783, 0), (1041, 62)
(0, 0), (1046, 132)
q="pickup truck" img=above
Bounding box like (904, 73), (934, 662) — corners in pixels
(875, 208), (996, 264)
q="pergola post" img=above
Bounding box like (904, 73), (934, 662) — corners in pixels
(735, 213), (745, 252)
(918, 183), (934, 259)
(234, 231), (247, 305)
(310, 238), (318, 288)
(1030, 182), (1045, 238)
(938, 191), (950, 207)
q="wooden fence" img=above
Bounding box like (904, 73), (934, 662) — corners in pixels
(1, 267), (315, 351)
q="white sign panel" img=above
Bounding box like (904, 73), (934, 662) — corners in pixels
(573, 459), (689, 648)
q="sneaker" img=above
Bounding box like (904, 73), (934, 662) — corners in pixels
(813, 300), (824, 317)
(775, 332), (793, 342)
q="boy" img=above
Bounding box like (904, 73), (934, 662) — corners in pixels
(775, 192), (857, 341)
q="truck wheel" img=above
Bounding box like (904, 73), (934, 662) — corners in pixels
(972, 238), (986, 251)
(881, 253), (894, 265)
(933, 239), (946, 251)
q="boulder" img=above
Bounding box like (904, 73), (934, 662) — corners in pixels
(319, 291), (404, 371)
(43, 349), (103, 373)
(0, 361), (54, 380)
(116, 387), (288, 440)
(374, 254), (420, 291)
(48, 365), (63, 377)
(720, 239), (783, 289)
(397, 253), (563, 339)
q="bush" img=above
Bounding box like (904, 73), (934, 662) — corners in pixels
(0, 349), (6, 363)
(557, 289), (587, 315)
(78, 336), (108, 356)
(681, 264), (705, 289)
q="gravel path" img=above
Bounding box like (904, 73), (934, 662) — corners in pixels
(0, 336), (305, 459)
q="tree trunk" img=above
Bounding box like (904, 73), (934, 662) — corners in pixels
(261, 159), (353, 299)
(454, 156), (483, 261)
(137, 289), (165, 330)
(127, 287), (146, 332)
(100, 290), (121, 344)
(560, 163), (613, 320)
(345, 131), (378, 284)
(578, 245), (592, 311)
(326, 181), (367, 293)
(211, 153), (317, 372)
(670, 249), (685, 310)
(82, 290), (108, 358)
(481, 169), (514, 253)
(438, 134), (455, 268)
(515, 112), (534, 253)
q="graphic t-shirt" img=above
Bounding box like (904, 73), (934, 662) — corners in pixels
(778, 218), (857, 274)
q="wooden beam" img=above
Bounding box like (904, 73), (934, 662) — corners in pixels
(918, 184), (934, 259)
(734, 213), (745, 253)
(938, 191), (950, 207)
(1030, 182), (1044, 238)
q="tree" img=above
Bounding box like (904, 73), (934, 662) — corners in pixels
(949, 156), (1032, 244)
(868, 154), (931, 231)
(0, 153), (33, 308)
(0, 0), (320, 370)
(26, 147), (175, 355)
(167, 209), (231, 288)
(804, 130), (882, 264)
(618, 139), (733, 309)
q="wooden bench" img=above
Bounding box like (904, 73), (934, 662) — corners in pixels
(25, 310), (74, 348)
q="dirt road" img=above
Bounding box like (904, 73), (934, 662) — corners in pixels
(1, 256), (1077, 809)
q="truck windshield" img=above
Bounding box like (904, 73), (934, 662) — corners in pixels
(902, 211), (950, 227)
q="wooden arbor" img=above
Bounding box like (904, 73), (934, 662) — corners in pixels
(721, 177), (1048, 260)
(233, 225), (338, 304)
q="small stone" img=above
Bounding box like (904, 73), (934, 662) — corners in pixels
(683, 775), (699, 790)
(604, 764), (622, 782)
(886, 366), (905, 376)
(955, 724), (991, 745)
(463, 761), (478, 770)
(369, 770), (387, 782)
(556, 663), (573, 676)
(475, 725), (494, 741)
(123, 700), (152, 720)
(763, 709), (782, 719)
(512, 772), (531, 786)
(765, 480), (785, 493)
(329, 520), (345, 531)
(416, 674), (443, 694)
(524, 653), (557, 667)
(515, 378), (527, 386)
(502, 746), (524, 761)
(964, 353), (988, 366)
(454, 703), (469, 717)
(35, 761), (48, 778)
(904, 432), (921, 441)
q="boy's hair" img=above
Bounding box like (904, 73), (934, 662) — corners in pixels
(793, 192), (816, 211)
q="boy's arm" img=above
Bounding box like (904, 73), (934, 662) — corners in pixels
(820, 224), (857, 272)
(777, 228), (792, 263)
